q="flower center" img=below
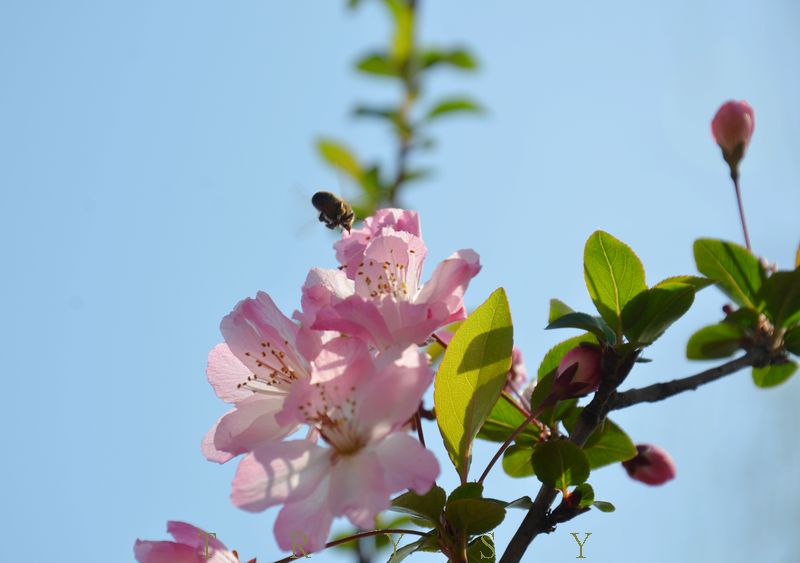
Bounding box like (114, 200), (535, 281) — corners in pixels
(237, 340), (303, 393)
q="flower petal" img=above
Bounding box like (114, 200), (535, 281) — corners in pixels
(373, 432), (439, 494)
(296, 268), (354, 326)
(206, 343), (252, 404)
(134, 540), (199, 563)
(231, 440), (330, 512)
(311, 295), (394, 349)
(355, 231), (427, 299)
(202, 394), (295, 464)
(329, 451), (390, 529)
(274, 477), (333, 555)
(221, 292), (309, 389)
(355, 346), (433, 441)
(415, 249), (481, 320)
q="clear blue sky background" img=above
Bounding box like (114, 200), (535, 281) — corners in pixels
(2, 1), (799, 562)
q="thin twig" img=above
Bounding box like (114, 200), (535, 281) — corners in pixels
(610, 352), (758, 410)
(477, 403), (545, 485)
(273, 529), (429, 563)
(414, 411), (426, 447)
(732, 174), (752, 251)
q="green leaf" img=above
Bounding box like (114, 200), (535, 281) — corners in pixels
(390, 486), (446, 524)
(477, 395), (540, 443)
(445, 499), (505, 536)
(505, 496), (533, 510)
(621, 283), (696, 345)
(502, 444), (535, 478)
(563, 412), (636, 469)
(546, 312), (616, 344)
(654, 275), (714, 291)
(757, 269), (800, 327)
(316, 138), (362, 180)
(388, 539), (426, 563)
(593, 501), (615, 513)
(722, 307), (760, 329)
(573, 483), (595, 508)
(536, 334), (597, 381)
(355, 51), (400, 77)
(752, 362), (798, 388)
(448, 483), (484, 503)
(387, 1), (414, 61)
(434, 288), (514, 482)
(426, 97), (483, 121)
(420, 48), (478, 70)
(548, 299), (575, 323)
(785, 327), (800, 356)
(467, 535), (496, 563)
(693, 238), (765, 308)
(686, 323), (745, 360)
(353, 104), (399, 122)
(531, 440), (590, 490)
(584, 231), (647, 339)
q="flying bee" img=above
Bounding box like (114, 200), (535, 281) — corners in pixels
(311, 191), (355, 232)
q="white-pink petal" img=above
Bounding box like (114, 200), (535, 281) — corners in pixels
(373, 432), (440, 494)
(206, 343), (252, 404)
(201, 393), (295, 464)
(231, 440), (330, 512)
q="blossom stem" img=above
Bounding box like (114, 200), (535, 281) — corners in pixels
(414, 410), (426, 447)
(477, 402), (546, 485)
(431, 331), (449, 348)
(731, 173), (752, 251)
(273, 529), (430, 563)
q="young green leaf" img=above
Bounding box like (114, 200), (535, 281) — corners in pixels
(757, 269), (800, 327)
(593, 501), (615, 513)
(420, 48), (478, 70)
(693, 238), (764, 308)
(584, 231), (647, 338)
(448, 483), (484, 503)
(502, 444), (536, 478)
(654, 275), (714, 291)
(573, 483), (595, 508)
(505, 496), (534, 510)
(445, 498), (505, 536)
(477, 395), (540, 443)
(316, 138), (362, 180)
(390, 486), (446, 524)
(434, 288), (514, 482)
(531, 440), (590, 490)
(752, 362), (798, 388)
(563, 411), (637, 468)
(785, 327), (800, 356)
(686, 323), (745, 360)
(621, 283), (695, 345)
(426, 97), (483, 121)
(355, 51), (399, 77)
(548, 299), (575, 323)
(546, 312), (617, 344)
(467, 534), (495, 563)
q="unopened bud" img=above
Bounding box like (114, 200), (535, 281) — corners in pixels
(711, 100), (755, 178)
(622, 444), (676, 486)
(554, 344), (602, 398)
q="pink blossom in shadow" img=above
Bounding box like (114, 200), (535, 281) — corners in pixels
(134, 521), (247, 563)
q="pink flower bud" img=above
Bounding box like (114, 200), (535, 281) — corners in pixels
(711, 101), (754, 172)
(622, 444), (676, 486)
(555, 344), (602, 397)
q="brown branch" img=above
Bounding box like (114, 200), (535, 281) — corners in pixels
(610, 351), (760, 411)
(500, 349), (766, 562)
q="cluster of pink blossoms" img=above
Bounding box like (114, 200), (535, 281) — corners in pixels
(201, 209), (481, 554)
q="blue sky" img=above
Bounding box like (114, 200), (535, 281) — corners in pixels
(1, 1), (799, 562)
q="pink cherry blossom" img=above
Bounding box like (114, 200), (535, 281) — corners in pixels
(134, 521), (247, 563)
(300, 228), (481, 350)
(622, 444), (676, 486)
(202, 291), (335, 463)
(711, 100), (755, 154)
(335, 209), (422, 278)
(230, 346), (439, 555)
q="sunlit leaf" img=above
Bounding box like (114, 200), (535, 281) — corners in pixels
(434, 288), (514, 482)
(693, 238), (764, 309)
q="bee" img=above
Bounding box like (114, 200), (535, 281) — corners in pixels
(311, 191), (355, 232)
